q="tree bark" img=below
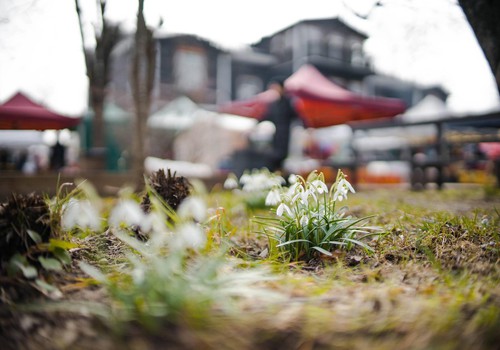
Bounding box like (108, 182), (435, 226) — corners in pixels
(131, 0), (156, 189)
(74, 0), (121, 152)
(458, 0), (500, 93)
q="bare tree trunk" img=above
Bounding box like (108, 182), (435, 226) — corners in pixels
(131, 0), (156, 189)
(74, 0), (121, 163)
(459, 0), (500, 93)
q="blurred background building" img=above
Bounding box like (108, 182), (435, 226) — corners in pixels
(107, 16), (446, 111)
(88, 16), (452, 182)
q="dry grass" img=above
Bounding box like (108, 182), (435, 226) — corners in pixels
(1, 185), (499, 350)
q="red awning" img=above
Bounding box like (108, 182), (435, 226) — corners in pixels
(286, 65), (406, 128)
(218, 64), (407, 128)
(0, 92), (81, 130)
(218, 89), (278, 120)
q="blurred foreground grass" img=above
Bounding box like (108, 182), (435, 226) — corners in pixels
(1, 184), (499, 350)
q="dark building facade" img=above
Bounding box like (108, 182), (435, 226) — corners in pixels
(108, 34), (224, 110)
(222, 17), (374, 104)
(250, 18), (372, 86)
(156, 34), (221, 105)
(107, 16), (446, 113)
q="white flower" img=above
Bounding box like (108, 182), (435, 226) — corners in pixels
(276, 203), (293, 217)
(62, 198), (102, 231)
(223, 174), (239, 190)
(178, 196), (207, 222)
(300, 215), (309, 227)
(342, 178), (355, 194)
(311, 179), (328, 194)
(244, 173), (267, 192)
(239, 172), (252, 185)
(275, 174), (286, 186)
(132, 266), (145, 285)
(174, 222), (206, 249)
(148, 211), (169, 234)
(308, 188), (318, 203)
(288, 174), (298, 185)
(333, 189), (343, 201)
(109, 200), (151, 232)
(288, 182), (307, 202)
(333, 178), (355, 202)
(300, 190), (310, 205)
(292, 188), (310, 205)
(287, 182), (301, 198)
(265, 188), (281, 206)
(333, 187), (347, 202)
(239, 170), (285, 192)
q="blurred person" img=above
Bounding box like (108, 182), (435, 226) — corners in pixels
(228, 77), (300, 176)
(15, 150), (28, 171)
(50, 140), (66, 171)
(260, 77), (299, 165)
(0, 148), (11, 171)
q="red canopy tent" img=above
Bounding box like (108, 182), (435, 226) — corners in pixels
(218, 64), (407, 128)
(0, 92), (81, 130)
(218, 89), (278, 120)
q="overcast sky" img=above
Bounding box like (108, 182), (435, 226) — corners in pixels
(0, 0), (498, 117)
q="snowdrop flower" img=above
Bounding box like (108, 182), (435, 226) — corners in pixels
(299, 190), (310, 205)
(242, 173), (267, 192)
(288, 174), (298, 185)
(239, 172), (252, 186)
(240, 170), (285, 192)
(276, 203), (293, 217)
(271, 174), (286, 186)
(223, 173), (239, 190)
(132, 266), (145, 285)
(333, 188), (347, 202)
(265, 188), (281, 206)
(333, 178), (355, 202)
(292, 187), (310, 205)
(178, 196), (207, 222)
(148, 211), (169, 235)
(109, 200), (151, 232)
(174, 222), (206, 249)
(308, 189), (318, 203)
(311, 179), (328, 195)
(62, 198), (102, 231)
(287, 182), (303, 199)
(300, 215), (309, 227)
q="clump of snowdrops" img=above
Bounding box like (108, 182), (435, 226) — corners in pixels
(258, 170), (380, 261)
(61, 177), (282, 330)
(224, 168), (286, 209)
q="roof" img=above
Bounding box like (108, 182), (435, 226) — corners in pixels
(253, 16), (368, 47)
(348, 110), (500, 130)
(0, 92), (81, 130)
(155, 32), (226, 51)
(148, 96), (202, 130)
(400, 95), (451, 123)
